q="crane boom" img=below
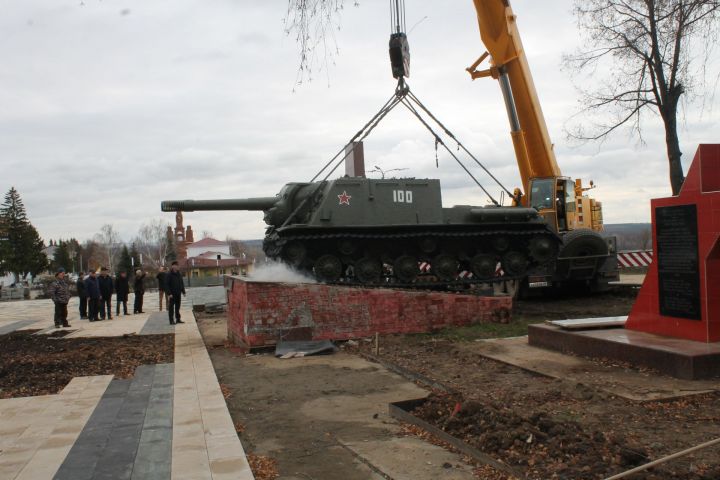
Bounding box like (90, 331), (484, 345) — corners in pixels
(468, 0), (561, 197)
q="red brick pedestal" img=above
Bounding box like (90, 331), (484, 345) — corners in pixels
(224, 277), (512, 348)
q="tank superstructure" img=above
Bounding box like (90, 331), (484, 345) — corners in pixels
(162, 177), (561, 286)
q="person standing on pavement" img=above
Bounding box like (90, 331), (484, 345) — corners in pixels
(50, 267), (71, 328)
(76, 271), (88, 319)
(115, 270), (130, 316)
(98, 267), (113, 320)
(164, 261), (185, 325)
(156, 266), (168, 311)
(84, 270), (101, 321)
(133, 269), (146, 313)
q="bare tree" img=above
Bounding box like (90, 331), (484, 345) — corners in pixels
(284, 0), (359, 85)
(135, 219), (172, 269)
(563, 0), (720, 195)
(93, 224), (122, 272)
(201, 230), (214, 240)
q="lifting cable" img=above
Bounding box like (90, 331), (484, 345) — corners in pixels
(406, 90), (517, 202)
(281, 0), (518, 227)
(283, 79), (514, 228)
(399, 95), (500, 205)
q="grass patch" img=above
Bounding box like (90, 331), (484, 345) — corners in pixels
(412, 317), (542, 342)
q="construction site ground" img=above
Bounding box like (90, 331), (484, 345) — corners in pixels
(198, 282), (720, 480)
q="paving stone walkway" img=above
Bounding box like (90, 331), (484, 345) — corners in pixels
(0, 288), (254, 480)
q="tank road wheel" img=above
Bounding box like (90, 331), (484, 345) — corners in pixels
(418, 237), (437, 254)
(528, 235), (558, 264)
(355, 257), (382, 284)
(470, 253), (496, 278)
(432, 253), (458, 281)
(492, 236), (510, 253)
(337, 239), (357, 256)
(281, 241), (306, 267)
(394, 255), (419, 283)
(314, 254), (342, 282)
(502, 251), (528, 277)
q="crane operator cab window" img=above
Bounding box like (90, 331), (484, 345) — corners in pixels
(529, 179), (555, 211)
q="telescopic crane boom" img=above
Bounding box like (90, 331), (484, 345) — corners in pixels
(467, 0), (603, 233)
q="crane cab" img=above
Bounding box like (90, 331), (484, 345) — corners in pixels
(528, 177), (603, 233)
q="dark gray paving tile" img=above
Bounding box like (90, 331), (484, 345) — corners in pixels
(53, 380), (131, 480)
(55, 363), (176, 480)
(131, 363), (174, 480)
(139, 312), (175, 336)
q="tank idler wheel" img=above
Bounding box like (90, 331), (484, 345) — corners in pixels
(394, 255), (419, 283)
(355, 257), (382, 284)
(418, 237), (437, 254)
(470, 253), (496, 279)
(282, 241), (306, 267)
(492, 236), (510, 253)
(314, 254), (343, 282)
(432, 253), (458, 281)
(337, 239), (357, 256)
(502, 251), (528, 277)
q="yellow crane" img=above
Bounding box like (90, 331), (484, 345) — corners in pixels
(467, 0), (604, 234)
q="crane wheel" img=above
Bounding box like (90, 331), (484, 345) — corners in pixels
(559, 229), (608, 258)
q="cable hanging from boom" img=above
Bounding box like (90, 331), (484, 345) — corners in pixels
(281, 0), (521, 227)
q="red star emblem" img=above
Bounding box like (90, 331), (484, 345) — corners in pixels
(338, 190), (351, 205)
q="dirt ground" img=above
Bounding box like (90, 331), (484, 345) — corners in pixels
(0, 331), (174, 398)
(197, 287), (720, 480)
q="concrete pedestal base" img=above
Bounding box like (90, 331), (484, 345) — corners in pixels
(225, 277), (512, 348)
(528, 323), (720, 380)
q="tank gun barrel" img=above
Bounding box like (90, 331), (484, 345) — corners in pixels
(161, 197), (278, 212)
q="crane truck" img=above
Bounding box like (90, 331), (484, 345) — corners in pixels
(467, 0), (618, 290)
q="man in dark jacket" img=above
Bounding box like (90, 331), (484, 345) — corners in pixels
(164, 261), (186, 325)
(115, 271), (130, 316)
(50, 268), (71, 328)
(133, 269), (146, 313)
(98, 267), (113, 320)
(84, 270), (101, 321)
(76, 271), (88, 319)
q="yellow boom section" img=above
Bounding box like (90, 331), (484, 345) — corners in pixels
(468, 0), (561, 197)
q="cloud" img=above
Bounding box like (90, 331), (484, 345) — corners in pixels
(1, 0), (717, 244)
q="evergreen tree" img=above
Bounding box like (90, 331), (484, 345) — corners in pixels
(119, 245), (133, 274)
(53, 240), (73, 272)
(0, 187), (48, 282)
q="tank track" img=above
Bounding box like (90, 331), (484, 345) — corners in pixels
(263, 226), (560, 289)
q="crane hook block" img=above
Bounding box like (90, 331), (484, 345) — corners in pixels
(389, 32), (410, 79)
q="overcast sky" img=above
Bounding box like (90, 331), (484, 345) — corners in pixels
(2, 0), (718, 243)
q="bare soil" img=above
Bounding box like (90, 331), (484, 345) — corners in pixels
(349, 291), (720, 479)
(0, 331), (174, 398)
(198, 288), (720, 480)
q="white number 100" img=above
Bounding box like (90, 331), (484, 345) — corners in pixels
(392, 190), (413, 203)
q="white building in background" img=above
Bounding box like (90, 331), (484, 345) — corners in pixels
(186, 237), (231, 258)
(184, 237), (253, 278)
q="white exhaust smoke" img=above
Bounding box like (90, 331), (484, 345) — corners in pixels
(247, 261), (316, 284)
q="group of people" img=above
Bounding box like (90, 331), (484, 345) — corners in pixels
(49, 261), (187, 328)
(74, 267), (147, 321)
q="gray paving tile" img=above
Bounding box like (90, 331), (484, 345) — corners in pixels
(53, 380), (131, 480)
(131, 363), (174, 480)
(0, 319), (40, 335)
(139, 312), (176, 336)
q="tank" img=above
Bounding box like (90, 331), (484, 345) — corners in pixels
(161, 178), (562, 286)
